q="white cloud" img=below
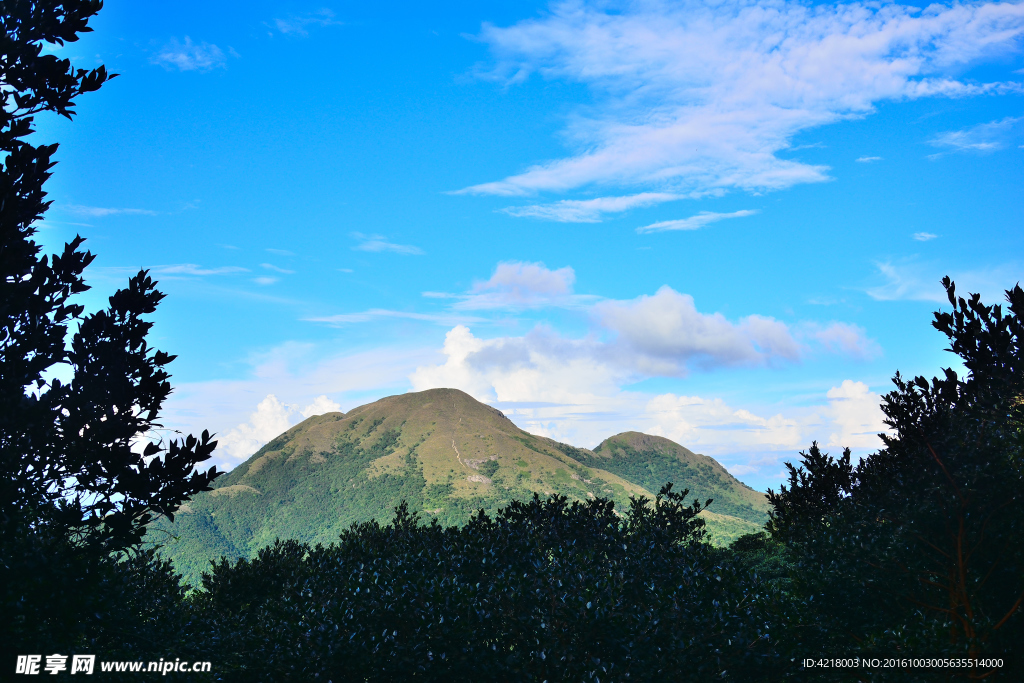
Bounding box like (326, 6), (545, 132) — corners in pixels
(410, 324), (624, 405)
(300, 395), (342, 418)
(913, 232), (938, 241)
(867, 261), (948, 302)
(824, 380), (886, 450)
(162, 343), (438, 468)
(162, 309), (889, 482)
(261, 263), (296, 274)
(461, 0), (1024, 199)
(304, 309), (486, 326)
(502, 192), (680, 222)
(594, 286), (801, 372)
(154, 263), (248, 276)
(266, 248), (295, 256)
(93, 263), (249, 279)
(63, 204), (157, 217)
(866, 260), (1022, 304)
(351, 232), (424, 255)
(803, 322), (882, 361)
(929, 116), (1024, 154)
(856, 156), (883, 163)
(424, 261), (598, 310)
(272, 9), (343, 37)
(254, 276), (278, 285)
(636, 209), (756, 233)
(216, 394), (343, 461)
(409, 324), (887, 480)
(645, 393), (804, 452)
(218, 394), (295, 460)
(152, 37), (227, 72)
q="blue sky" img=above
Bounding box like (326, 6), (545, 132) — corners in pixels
(35, 0), (1023, 491)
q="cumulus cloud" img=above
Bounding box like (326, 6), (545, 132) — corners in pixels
(461, 0), (1024, 199)
(410, 324), (887, 481)
(645, 393), (804, 452)
(410, 324), (623, 404)
(300, 395), (342, 418)
(218, 394), (295, 460)
(410, 294), (805, 404)
(351, 232), (424, 255)
(636, 209), (756, 233)
(216, 394), (346, 461)
(594, 286), (801, 372)
(152, 37), (227, 72)
(502, 192), (681, 222)
(824, 380), (887, 450)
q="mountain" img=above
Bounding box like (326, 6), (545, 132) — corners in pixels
(149, 388), (769, 585)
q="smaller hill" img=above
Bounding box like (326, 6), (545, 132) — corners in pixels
(574, 432), (770, 526)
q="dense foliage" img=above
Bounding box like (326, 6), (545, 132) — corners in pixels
(185, 487), (788, 682)
(0, 0), (219, 665)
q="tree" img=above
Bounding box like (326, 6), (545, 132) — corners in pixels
(769, 278), (1024, 677)
(0, 0), (221, 656)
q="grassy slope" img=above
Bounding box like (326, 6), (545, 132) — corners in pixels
(150, 389), (768, 584)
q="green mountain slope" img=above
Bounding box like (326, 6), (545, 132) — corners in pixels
(149, 388), (769, 585)
(574, 432), (770, 524)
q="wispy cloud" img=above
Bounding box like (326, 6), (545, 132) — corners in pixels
(94, 263), (248, 279)
(253, 276), (278, 286)
(304, 310), (486, 326)
(866, 260), (1022, 303)
(928, 116), (1024, 156)
(637, 209), (756, 234)
(501, 192), (680, 222)
(265, 248), (295, 256)
(856, 156), (883, 163)
(913, 232), (938, 242)
(351, 232), (425, 255)
(155, 264), (248, 276)
(461, 0), (1024, 199)
(261, 263), (296, 274)
(63, 204), (157, 217)
(271, 9), (343, 37)
(801, 322), (882, 361)
(152, 37), (227, 72)
(866, 261), (948, 302)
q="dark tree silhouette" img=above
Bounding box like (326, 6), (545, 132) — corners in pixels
(0, 0), (222, 661)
